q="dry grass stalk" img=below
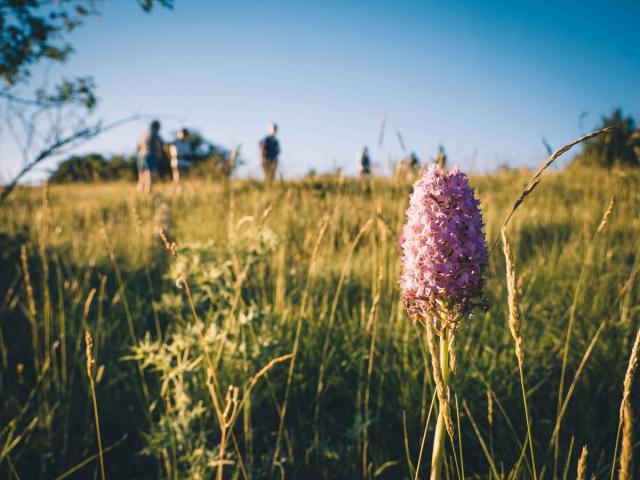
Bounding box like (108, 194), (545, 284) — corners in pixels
(512, 126), (613, 212)
(159, 229), (178, 258)
(20, 245), (40, 373)
(413, 392), (437, 480)
(206, 353), (290, 480)
(219, 384), (240, 480)
(619, 401), (633, 480)
(618, 325), (640, 480)
(85, 330), (105, 480)
(426, 324), (453, 439)
(20, 245), (37, 319)
(462, 400), (501, 479)
(596, 197), (615, 233)
(577, 445), (587, 480)
(490, 126), (614, 254)
(486, 389), (493, 428)
(205, 371), (239, 480)
(85, 331), (94, 379)
(246, 354), (292, 392)
(621, 327), (639, 402)
(448, 334), (456, 374)
(501, 228), (523, 368)
(501, 227), (537, 480)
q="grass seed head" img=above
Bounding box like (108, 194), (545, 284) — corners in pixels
(618, 325), (640, 480)
(619, 401), (633, 480)
(596, 197), (615, 233)
(501, 228), (524, 367)
(577, 445), (587, 480)
(85, 330), (95, 380)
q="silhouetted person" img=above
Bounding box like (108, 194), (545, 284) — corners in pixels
(260, 123), (280, 182)
(434, 145), (447, 170)
(396, 151), (420, 179)
(631, 124), (640, 164)
(137, 120), (163, 193)
(409, 151), (420, 170)
(229, 144), (241, 172)
(169, 128), (192, 191)
(358, 146), (371, 177)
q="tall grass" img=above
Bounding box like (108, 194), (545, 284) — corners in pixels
(0, 167), (638, 478)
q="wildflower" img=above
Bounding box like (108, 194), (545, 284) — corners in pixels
(400, 164), (488, 480)
(400, 164), (488, 323)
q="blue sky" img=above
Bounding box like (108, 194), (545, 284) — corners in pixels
(2, 0), (639, 181)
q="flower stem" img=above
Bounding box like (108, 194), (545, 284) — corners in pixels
(430, 329), (450, 480)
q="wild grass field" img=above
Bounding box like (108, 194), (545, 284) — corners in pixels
(0, 167), (639, 479)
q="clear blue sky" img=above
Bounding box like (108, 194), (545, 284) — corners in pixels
(2, 0), (639, 181)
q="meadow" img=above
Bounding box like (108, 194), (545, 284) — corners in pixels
(0, 167), (638, 479)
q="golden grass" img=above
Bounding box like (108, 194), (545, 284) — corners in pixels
(501, 227), (537, 480)
(2, 160), (639, 478)
(577, 445), (588, 480)
(618, 325), (640, 480)
(84, 330), (105, 480)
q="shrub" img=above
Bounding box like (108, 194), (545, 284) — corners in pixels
(572, 109), (640, 168)
(49, 154), (137, 183)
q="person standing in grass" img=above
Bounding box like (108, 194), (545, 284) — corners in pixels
(169, 128), (193, 192)
(260, 123), (280, 182)
(396, 151), (421, 179)
(631, 124), (640, 163)
(137, 120), (164, 193)
(434, 144), (447, 170)
(358, 146), (371, 177)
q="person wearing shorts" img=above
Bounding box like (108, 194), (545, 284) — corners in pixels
(137, 120), (163, 193)
(170, 128), (192, 191)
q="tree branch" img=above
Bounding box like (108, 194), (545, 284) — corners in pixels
(0, 115), (145, 205)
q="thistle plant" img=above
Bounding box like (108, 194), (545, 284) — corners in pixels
(400, 164), (488, 480)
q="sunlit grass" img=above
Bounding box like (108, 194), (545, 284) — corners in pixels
(0, 167), (638, 478)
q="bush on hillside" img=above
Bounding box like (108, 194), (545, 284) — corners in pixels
(183, 131), (238, 179)
(49, 154), (137, 183)
(572, 109), (640, 168)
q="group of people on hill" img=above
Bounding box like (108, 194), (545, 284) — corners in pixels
(135, 119), (448, 192)
(357, 144), (447, 179)
(136, 120), (194, 193)
(135, 120), (280, 193)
